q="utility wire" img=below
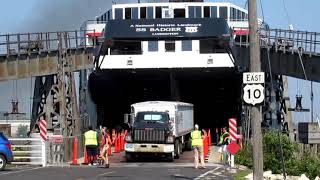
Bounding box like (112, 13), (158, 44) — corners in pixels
(282, 0), (292, 28)
(259, 0), (265, 22)
(266, 46), (286, 180)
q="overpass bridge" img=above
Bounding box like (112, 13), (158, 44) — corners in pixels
(234, 28), (320, 82)
(0, 28), (319, 82)
(0, 31), (94, 81)
(0, 28), (319, 138)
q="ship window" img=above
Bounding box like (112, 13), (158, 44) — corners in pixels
(195, 6), (202, 18)
(115, 8), (123, 19)
(188, 6), (195, 18)
(199, 39), (227, 54)
(231, 8), (237, 21)
(148, 41), (158, 52)
(236, 9), (241, 20)
(140, 7), (146, 19)
(147, 7), (154, 19)
(241, 12), (246, 20)
(156, 7), (162, 18)
(165, 41), (175, 52)
(132, 7), (139, 19)
(204, 6), (210, 18)
(110, 41), (142, 55)
(107, 10), (111, 20)
(162, 7), (172, 18)
(211, 6), (217, 18)
(125, 8), (131, 19)
(174, 8), (185, 18)
(219, 6), (228, 19)
(182, 40), (192, 51)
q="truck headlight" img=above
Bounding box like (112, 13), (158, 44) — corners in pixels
(166, 135), (174, 143)
(125, 134), (132, 142)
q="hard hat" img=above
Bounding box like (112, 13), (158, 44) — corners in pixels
(195, 124), (199, 129)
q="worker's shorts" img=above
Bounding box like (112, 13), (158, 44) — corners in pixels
(193, 145), (203, 154)
(86, 145), (98, 157)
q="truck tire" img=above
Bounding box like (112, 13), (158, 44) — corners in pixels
(167, 152), (174, 162)
(125, 152), (134, 162)
(179, 142), (183, 154)
(174, 139), (180, 159)
(0, 155), (7, 171)
(186, 140), (192, 151)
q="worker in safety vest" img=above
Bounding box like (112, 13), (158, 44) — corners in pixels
(191, 124), (205, 169)
(84, 126), (98, 165)
(218, 127), (230, 163)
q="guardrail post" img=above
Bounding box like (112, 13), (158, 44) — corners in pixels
(314, 32), (317, 54)
(84, 30), (87, 48)
(310, 32), (313, 57)
(75, 30), (78, 49)
(291, 30), (295, 54)
(305, 31), (308, 52)
(275, 29), (278, 52)
(93, 29), (96, 48)
(6, 34), (10, 55)
(17, 34), (21, 55)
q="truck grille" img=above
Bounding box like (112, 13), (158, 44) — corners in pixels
(134, 129), (166, 142)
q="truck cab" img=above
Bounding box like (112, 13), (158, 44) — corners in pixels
(124, 101), (194, 162)
(125, 110), (175, 161)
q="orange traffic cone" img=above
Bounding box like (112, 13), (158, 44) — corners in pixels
(82, 147), (88, 165)
(71, 137), (79, 165)
(121, 132), (125, 151)
(116, 134), (120, 153)
(114, 134), (118, 153)
(208, 129), (212, 146)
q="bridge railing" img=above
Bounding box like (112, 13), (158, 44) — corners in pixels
(0, 30), (98, 56)
(234, 28), (320, 56)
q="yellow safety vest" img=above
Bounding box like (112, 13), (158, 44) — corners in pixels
(84, 130), (98, 146)
(191, 130), (203, 146)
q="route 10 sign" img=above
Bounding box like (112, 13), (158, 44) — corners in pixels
(243, 72), (265, 105)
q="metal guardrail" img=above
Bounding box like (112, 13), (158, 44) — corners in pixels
(9, 138), (46, 167)
(0, 30), (98, 56)
(234, 28), (320, 57)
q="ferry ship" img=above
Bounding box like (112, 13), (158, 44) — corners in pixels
(81, 0), (250, 131)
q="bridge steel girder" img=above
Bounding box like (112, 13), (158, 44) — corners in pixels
(0, 47), (94, 81)
(234, 46), (320, 82)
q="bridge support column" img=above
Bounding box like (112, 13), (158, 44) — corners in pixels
(30, 32), (81, 162)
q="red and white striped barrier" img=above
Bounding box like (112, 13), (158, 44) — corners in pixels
(228, 118), (238, 168)
(228, 118), (237, 142)
(39, 119), (47, 142)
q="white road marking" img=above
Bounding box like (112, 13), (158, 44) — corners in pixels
(0, 166), (43, 176)
(194, 167), (220, 180)
(96, 171), (114, 177)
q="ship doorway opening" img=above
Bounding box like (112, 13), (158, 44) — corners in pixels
(88, 68), (242, 142)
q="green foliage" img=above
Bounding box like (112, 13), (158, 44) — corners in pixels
(235, 130), (320, 179)
(234, 169), (252, 180)
(16, 125), (28, 138)
(235, 143), (253, 169)
(262, 130), (298, 174)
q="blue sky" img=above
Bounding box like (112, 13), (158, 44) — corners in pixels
(0, 0), (319, 125)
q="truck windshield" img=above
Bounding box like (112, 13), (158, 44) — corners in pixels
(136, 112), (168, 122)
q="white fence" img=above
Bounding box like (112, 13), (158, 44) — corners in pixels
(9, 138), (46, 167)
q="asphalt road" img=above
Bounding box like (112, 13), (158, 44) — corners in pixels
(0, 163), (234, 180)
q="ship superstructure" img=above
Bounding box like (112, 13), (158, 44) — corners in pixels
(85, 1), (247, 130)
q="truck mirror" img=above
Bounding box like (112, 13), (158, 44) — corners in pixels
(124, 114), (129, 124)
(130, 114), (135, 126)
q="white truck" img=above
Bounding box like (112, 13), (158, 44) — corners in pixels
(124, 101), (194, 161)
